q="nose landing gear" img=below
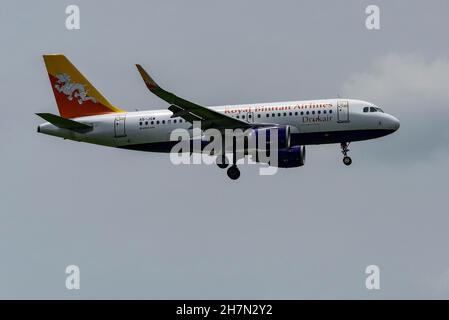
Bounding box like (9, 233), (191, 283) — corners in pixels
(341, 142), (352, 166)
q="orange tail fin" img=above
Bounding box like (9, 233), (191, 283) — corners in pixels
(43, 54), (125, 118)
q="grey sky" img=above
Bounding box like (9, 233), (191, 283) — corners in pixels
(1, 0), (449, 299)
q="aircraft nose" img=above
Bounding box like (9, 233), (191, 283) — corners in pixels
(391, 116), (400, 131)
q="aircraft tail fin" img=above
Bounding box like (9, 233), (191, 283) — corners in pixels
(43, 54), (125, 118)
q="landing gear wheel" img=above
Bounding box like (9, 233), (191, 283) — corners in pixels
(343, 156), (352, 166)
(216, 155), (229, 169)
(340, 142), (352, 166)
(227, 165), (240, 180)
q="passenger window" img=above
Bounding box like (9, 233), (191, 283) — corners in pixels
(156, 120), (159, 124)
(145, 121), (148, 125)
(306, 111), (309, 115)
(266, 114), (269, 117)
(312, 111), (315, 115)
(289, 112), (292, 116)
(173, 119), (177, 123)
(301, 111), (304, 115)
(242, 115), (245, 119)
(272, 113), (275, 117)
(257, 114), (261, 118)
(162, 120), (165, 124)
(236, 115), (239, 119)
(283, 112), (287, 116)
(295, 112), (298, 116)
(150, 121), (154, 125)
(179, 119), (182, 123)
(329, 110), (332, 114)
(323, 110), (327, 114)
(139, 122), (143, 126)
(318, 110), (321, 114)
(363, 107), (369, 112)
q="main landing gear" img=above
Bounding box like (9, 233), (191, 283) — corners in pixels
(216, 155), (240, 180)
(216, 156), (240, 180)
(216, 154), (229, 169)
(216, 138), (241, 180)
(341, 142), (352, 166)
(226, 165), (240, 180)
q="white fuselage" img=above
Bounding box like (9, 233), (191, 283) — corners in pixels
(38, 98), (400, 152)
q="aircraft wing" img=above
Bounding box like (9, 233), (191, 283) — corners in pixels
(135, 64), (252, 130)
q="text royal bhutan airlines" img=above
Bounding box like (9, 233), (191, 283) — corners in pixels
(37, 54), (400, 180)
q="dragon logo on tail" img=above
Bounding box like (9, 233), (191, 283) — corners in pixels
(54, 73), (97, 104)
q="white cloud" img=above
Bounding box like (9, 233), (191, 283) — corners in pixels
(342, 54), (449, 112)
(341, 54), (449, 161)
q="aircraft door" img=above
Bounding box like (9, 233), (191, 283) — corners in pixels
(337, 100), (350, 123)
(114, 116), (126, 137)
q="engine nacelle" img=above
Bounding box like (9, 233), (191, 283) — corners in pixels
(276, 145), (306, 168)
(251, 125), (291, 150)
(254, 145), (306, 168)
(249, 126), (305, 168)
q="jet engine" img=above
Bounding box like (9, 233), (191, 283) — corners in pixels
(276, 145), (306, 168)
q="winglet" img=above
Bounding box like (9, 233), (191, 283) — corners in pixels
(135, 64), (160, 91)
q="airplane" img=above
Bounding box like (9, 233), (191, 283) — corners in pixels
(37, 54), (400, 180)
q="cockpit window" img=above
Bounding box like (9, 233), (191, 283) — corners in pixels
(363, 107), (369, 113)
(368, 104), (384, 113)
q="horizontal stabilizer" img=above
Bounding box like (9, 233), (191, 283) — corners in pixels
(36, 113), (92, 130)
